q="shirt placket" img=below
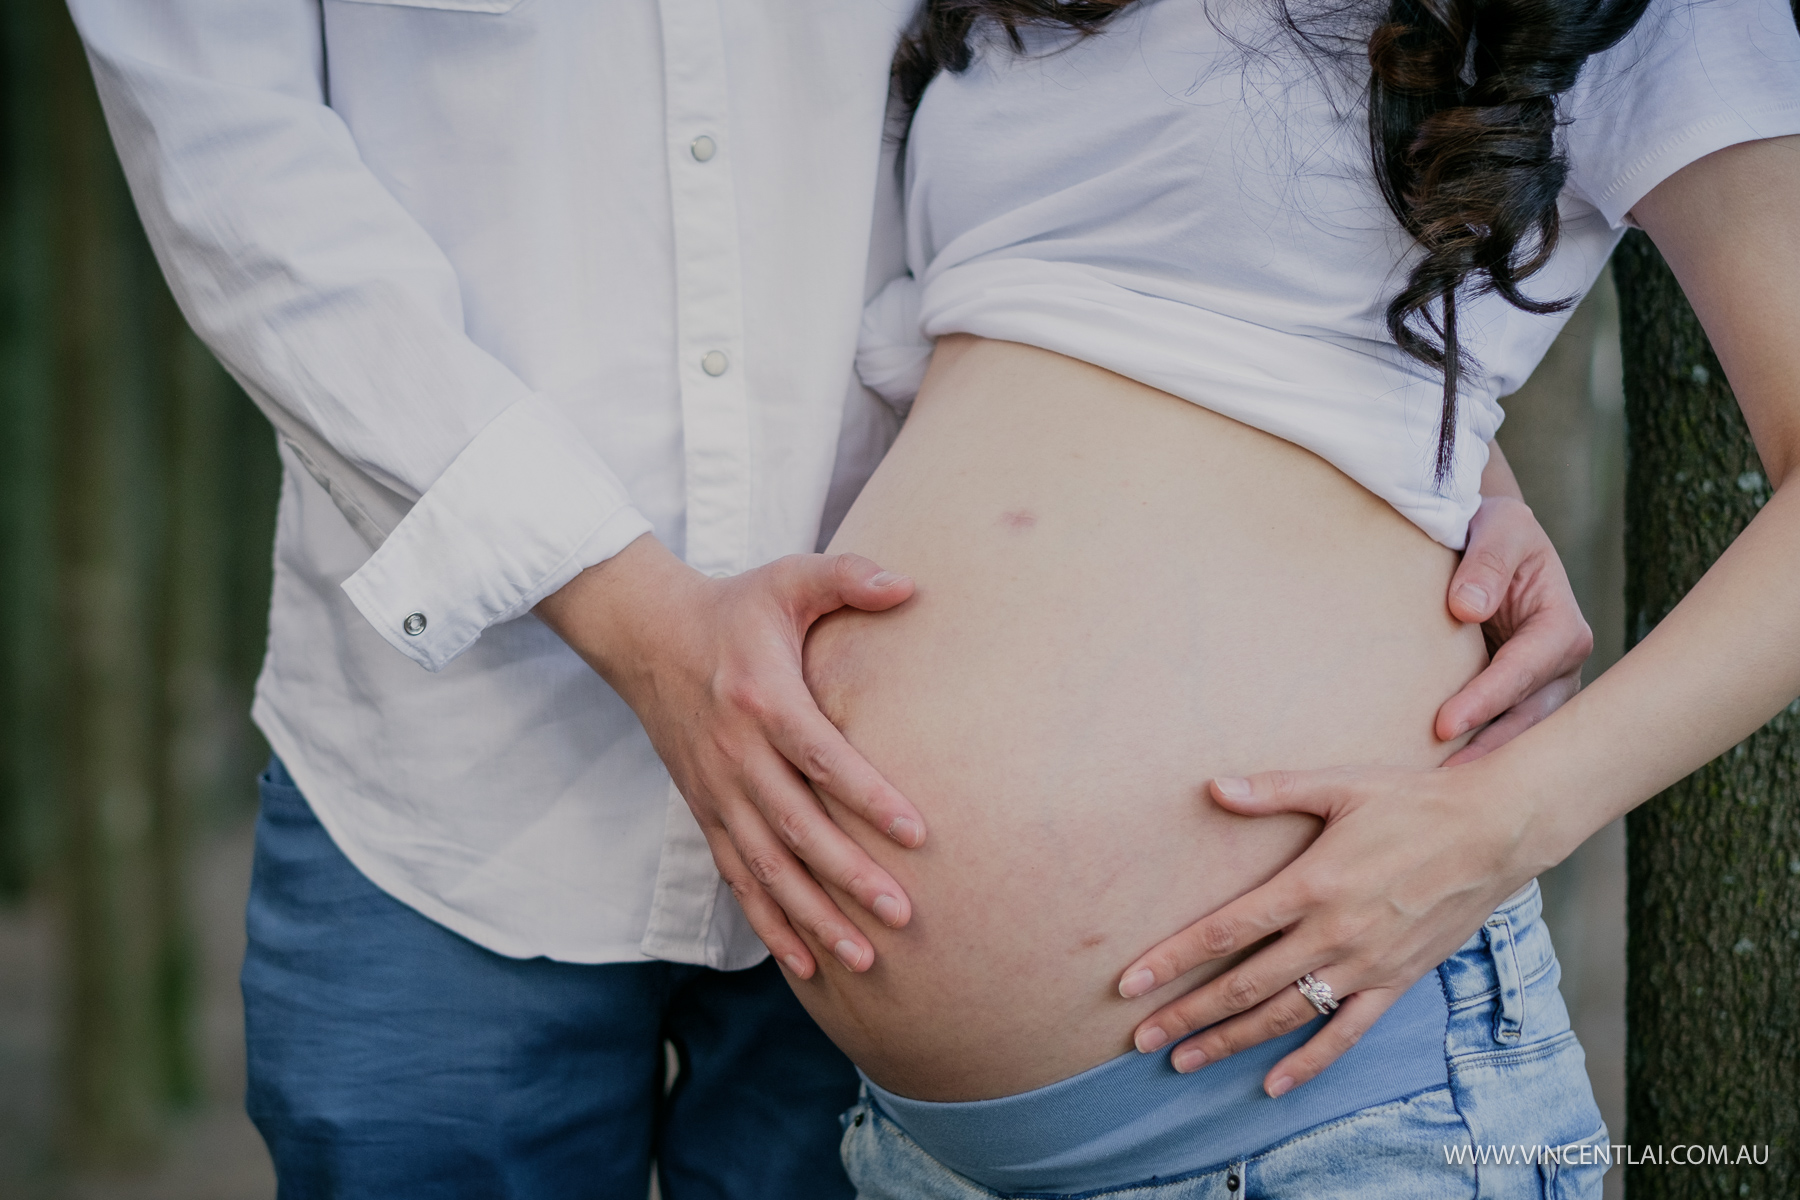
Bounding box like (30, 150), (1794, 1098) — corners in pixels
(640, 0), (762, 969)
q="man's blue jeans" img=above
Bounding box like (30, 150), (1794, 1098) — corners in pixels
(242, 758), (858, 1199)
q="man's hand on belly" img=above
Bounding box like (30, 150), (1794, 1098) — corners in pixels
(535, 534), (926, 978)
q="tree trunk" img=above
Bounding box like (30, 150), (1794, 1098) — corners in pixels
(1615, 230), (1800, 1196)
(49, 0), (169, 1160)
(0, 0), (60, 905)
(147, 266), (241, 1111)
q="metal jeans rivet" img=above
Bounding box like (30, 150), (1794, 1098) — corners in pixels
(853, 1111), (864, 1126)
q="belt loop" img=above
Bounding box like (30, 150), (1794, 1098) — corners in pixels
(1484, 912), (1526, 1043)
(1225, 1159), (1246, 1195)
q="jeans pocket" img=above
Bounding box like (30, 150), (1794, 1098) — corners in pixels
(842, 1102), (994, 1200)
(1537, 1126), (1609, 1200)
(1449, 1032), (1605, 1200)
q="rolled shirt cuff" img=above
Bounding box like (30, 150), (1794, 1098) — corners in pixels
(341, 396), (654, 672)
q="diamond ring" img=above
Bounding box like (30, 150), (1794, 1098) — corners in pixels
(1296, 972), (1340, 1015)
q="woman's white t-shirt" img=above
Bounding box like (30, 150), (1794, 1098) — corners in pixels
(858, 0), (1800, 548)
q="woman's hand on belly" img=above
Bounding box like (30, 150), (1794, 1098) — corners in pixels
(1432, 456), (1593, 762)
(1118, 760), (1533, 1098)
(1109, 443), (1593, 1097)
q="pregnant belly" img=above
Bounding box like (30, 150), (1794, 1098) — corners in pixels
(791, 336), (1486, 1102)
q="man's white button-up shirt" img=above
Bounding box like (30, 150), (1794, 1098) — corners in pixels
(70, 0), (912, 966)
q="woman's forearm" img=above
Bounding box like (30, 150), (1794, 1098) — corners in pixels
(1479, 440), (1526, 503)
(1510, 134), (1800, 863)
(1500, 472), (1800, 868)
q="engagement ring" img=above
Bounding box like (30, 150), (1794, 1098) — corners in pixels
(1296, 972), (1339, 1015)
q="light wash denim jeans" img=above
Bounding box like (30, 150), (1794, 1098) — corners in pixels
(840, 882), (1607, 1199)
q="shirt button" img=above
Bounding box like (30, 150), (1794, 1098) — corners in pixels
(700, 350), (729, 377)
(690, 135), (717, 162)
(403, 612), (427, 637)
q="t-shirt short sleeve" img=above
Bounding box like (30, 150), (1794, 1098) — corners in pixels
(1561, 0), (1800, 229)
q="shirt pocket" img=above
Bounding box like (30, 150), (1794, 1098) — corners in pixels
(329, 0), (527, 12)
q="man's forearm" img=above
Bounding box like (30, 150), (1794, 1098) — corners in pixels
(535, 534), (699, 689)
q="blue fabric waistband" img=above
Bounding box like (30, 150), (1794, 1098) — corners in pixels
(862, 970), (1451, 1194)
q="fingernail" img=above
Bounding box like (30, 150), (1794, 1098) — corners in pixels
(1173, 1046), (1208, 1072)
(872, 894), (903, 927)
(1120, 968), (1157, 999)
(1135, 1026), (1169, 1053)
(1456, 583), (1489, 611)
(870, 571), (905, 587)
(1214, 777), (1251, 801)
(1269, 1075), (1296, 1098)
(781, 955), (807, 976)
(887, 816), (923, 847)
(834, 940), (866, 970)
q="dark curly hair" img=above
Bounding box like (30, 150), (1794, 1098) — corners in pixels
(893, 0), (1655, 483)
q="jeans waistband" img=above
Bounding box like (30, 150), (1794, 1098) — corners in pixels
(862, 966), (1453, 1193)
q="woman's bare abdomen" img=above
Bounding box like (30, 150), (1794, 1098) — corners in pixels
(790, 336), (1486, 1101)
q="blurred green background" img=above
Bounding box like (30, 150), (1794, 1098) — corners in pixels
(0, 1), (1635, 1197)
(2, 1), (281, 1195)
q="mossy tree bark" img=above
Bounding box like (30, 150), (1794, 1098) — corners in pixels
(1615, 231), (1800, 1197)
